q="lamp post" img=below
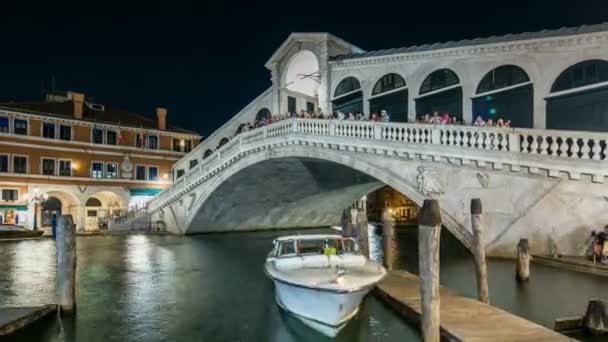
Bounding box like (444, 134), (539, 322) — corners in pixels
(29, 188), (48, 231)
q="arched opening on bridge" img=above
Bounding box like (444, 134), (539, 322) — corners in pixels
(416, 69), (462, 122)
(255, 108), (271, 123)
(217, 137), (229, 149)
(332, 76), (363, 114)
(283, 50), (320, 113)
(473, 65), (533, 128)
(369, 73), (408, 122)
(547, 59), (608, 132)
(203, 149), (213, 159)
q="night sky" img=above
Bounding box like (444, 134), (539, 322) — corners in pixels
(0, 0), (607, 137)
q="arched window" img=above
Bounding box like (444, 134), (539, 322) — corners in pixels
(217, 137), (229, 149)
(547, 60), (608, 132)
(372, 73), (406, 95)
(477, 65), (530, 94)
(551, 60), (608, 93)
(334, 77), (361, 98)
(85, 197), (102, 207)
(472, 65), (533, 128)
(255, 108), (271, 122)
(420, 69), (460, 95)
(416, 69), (462, 121)
(203, 149), (213, 159)
(370, 73), (408, 122)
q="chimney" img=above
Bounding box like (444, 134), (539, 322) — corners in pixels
(156, 107), (167, 130)
(72, 92), (85, 120)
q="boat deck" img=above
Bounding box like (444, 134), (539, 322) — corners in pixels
(375, 270), (574, 342)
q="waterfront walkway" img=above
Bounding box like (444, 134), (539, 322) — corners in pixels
(375, 270), (574, 341)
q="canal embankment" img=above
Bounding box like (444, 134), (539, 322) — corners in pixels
(374, 270), (575, 341)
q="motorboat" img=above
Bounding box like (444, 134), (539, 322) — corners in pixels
(0, 224), (44, 240)
(265, 234), (386, 337)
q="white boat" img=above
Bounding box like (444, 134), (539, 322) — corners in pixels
(265, 234), (386, 337)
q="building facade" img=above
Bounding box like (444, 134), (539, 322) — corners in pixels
(0, 91), (200, 231)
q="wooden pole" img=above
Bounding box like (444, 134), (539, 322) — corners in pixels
(56, 214), (76, 314)
(341, 209), (353, 237)
(382, 208), (394, 270)
(583, 299), (608, 335)
(356, 208), (369, 258)
(471, 199), (490, 304)
(516, 238), (530, 282)
(418, 199), (442, 342)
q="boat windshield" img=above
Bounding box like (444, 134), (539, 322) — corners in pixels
(275, 238), (361, 257)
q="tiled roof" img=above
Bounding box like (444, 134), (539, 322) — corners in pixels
(0, 101), (200, 136)
(331, 23), (608, 61)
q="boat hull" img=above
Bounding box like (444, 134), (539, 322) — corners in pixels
(272, 278), (370, 336)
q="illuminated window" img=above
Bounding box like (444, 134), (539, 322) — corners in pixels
(148, 166), (159, 181)
(106, 163), (118, 179)
(14, 119), (27, 135)
(184, 140), (192, 153)
(91, 162), (104, 179)
(0, 117), (8, 133)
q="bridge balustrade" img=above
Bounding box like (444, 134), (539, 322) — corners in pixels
(148, 118), (608, 213)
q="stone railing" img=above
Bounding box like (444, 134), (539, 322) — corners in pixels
(149, 119), (608, 213)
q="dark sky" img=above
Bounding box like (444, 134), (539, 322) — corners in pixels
(1, 0), (607, 137)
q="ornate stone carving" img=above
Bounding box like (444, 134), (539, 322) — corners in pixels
(477, 172), (490, 188)
(417, 166), (444, 197)
(120, 156), (134, 179)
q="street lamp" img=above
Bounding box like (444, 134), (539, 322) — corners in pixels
(29, 188), (49, 231)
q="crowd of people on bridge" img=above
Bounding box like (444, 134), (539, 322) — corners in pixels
(231, 109), (515, 143)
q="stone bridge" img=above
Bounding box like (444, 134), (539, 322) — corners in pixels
(146, 119), (608, 256)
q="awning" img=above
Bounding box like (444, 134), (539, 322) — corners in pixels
(128, 188), (163, 196)
(0, 205), (28, 211)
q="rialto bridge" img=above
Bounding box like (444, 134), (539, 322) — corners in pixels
(142, 24), (608, 256)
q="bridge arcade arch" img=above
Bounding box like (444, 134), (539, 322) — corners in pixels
(547, 59), (608, 132)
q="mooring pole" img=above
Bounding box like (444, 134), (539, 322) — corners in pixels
(382, 208), (394, 270)
(418, 199), (442, 342)
(56, 214), (76, 314)
(516, 238), (530, 282)
(471, 198), (490, 304)
(356, 208), (369, 258)
(341, 209), (353, 237)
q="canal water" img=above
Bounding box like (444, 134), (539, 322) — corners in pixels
(1, 227), (606, 341)
(0, 231), (420, 342)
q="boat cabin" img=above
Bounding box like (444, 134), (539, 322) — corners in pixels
(272, 235), (361, 258)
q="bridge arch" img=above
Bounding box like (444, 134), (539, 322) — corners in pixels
(369, 73), (408, 122)
(180, 145), (472, 250)
(473, 65), (533, 128)
(546, 59), (608, 132)
(332, 76), (364, 114)
(415, 68), (463, 121)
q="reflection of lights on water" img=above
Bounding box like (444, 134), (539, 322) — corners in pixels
(6, 241), (55, 306)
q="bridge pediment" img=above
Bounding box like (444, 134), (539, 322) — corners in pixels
(264, 32), (364, 69)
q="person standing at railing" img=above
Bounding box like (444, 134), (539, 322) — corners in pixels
(381, 110), (390, 122)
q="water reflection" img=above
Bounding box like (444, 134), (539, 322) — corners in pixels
(1, 232), (420, 342)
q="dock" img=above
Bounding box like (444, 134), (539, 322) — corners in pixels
(532, 255), (608, 278)
(374, 270), (574, 341)
(0, 305), (56, 336)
